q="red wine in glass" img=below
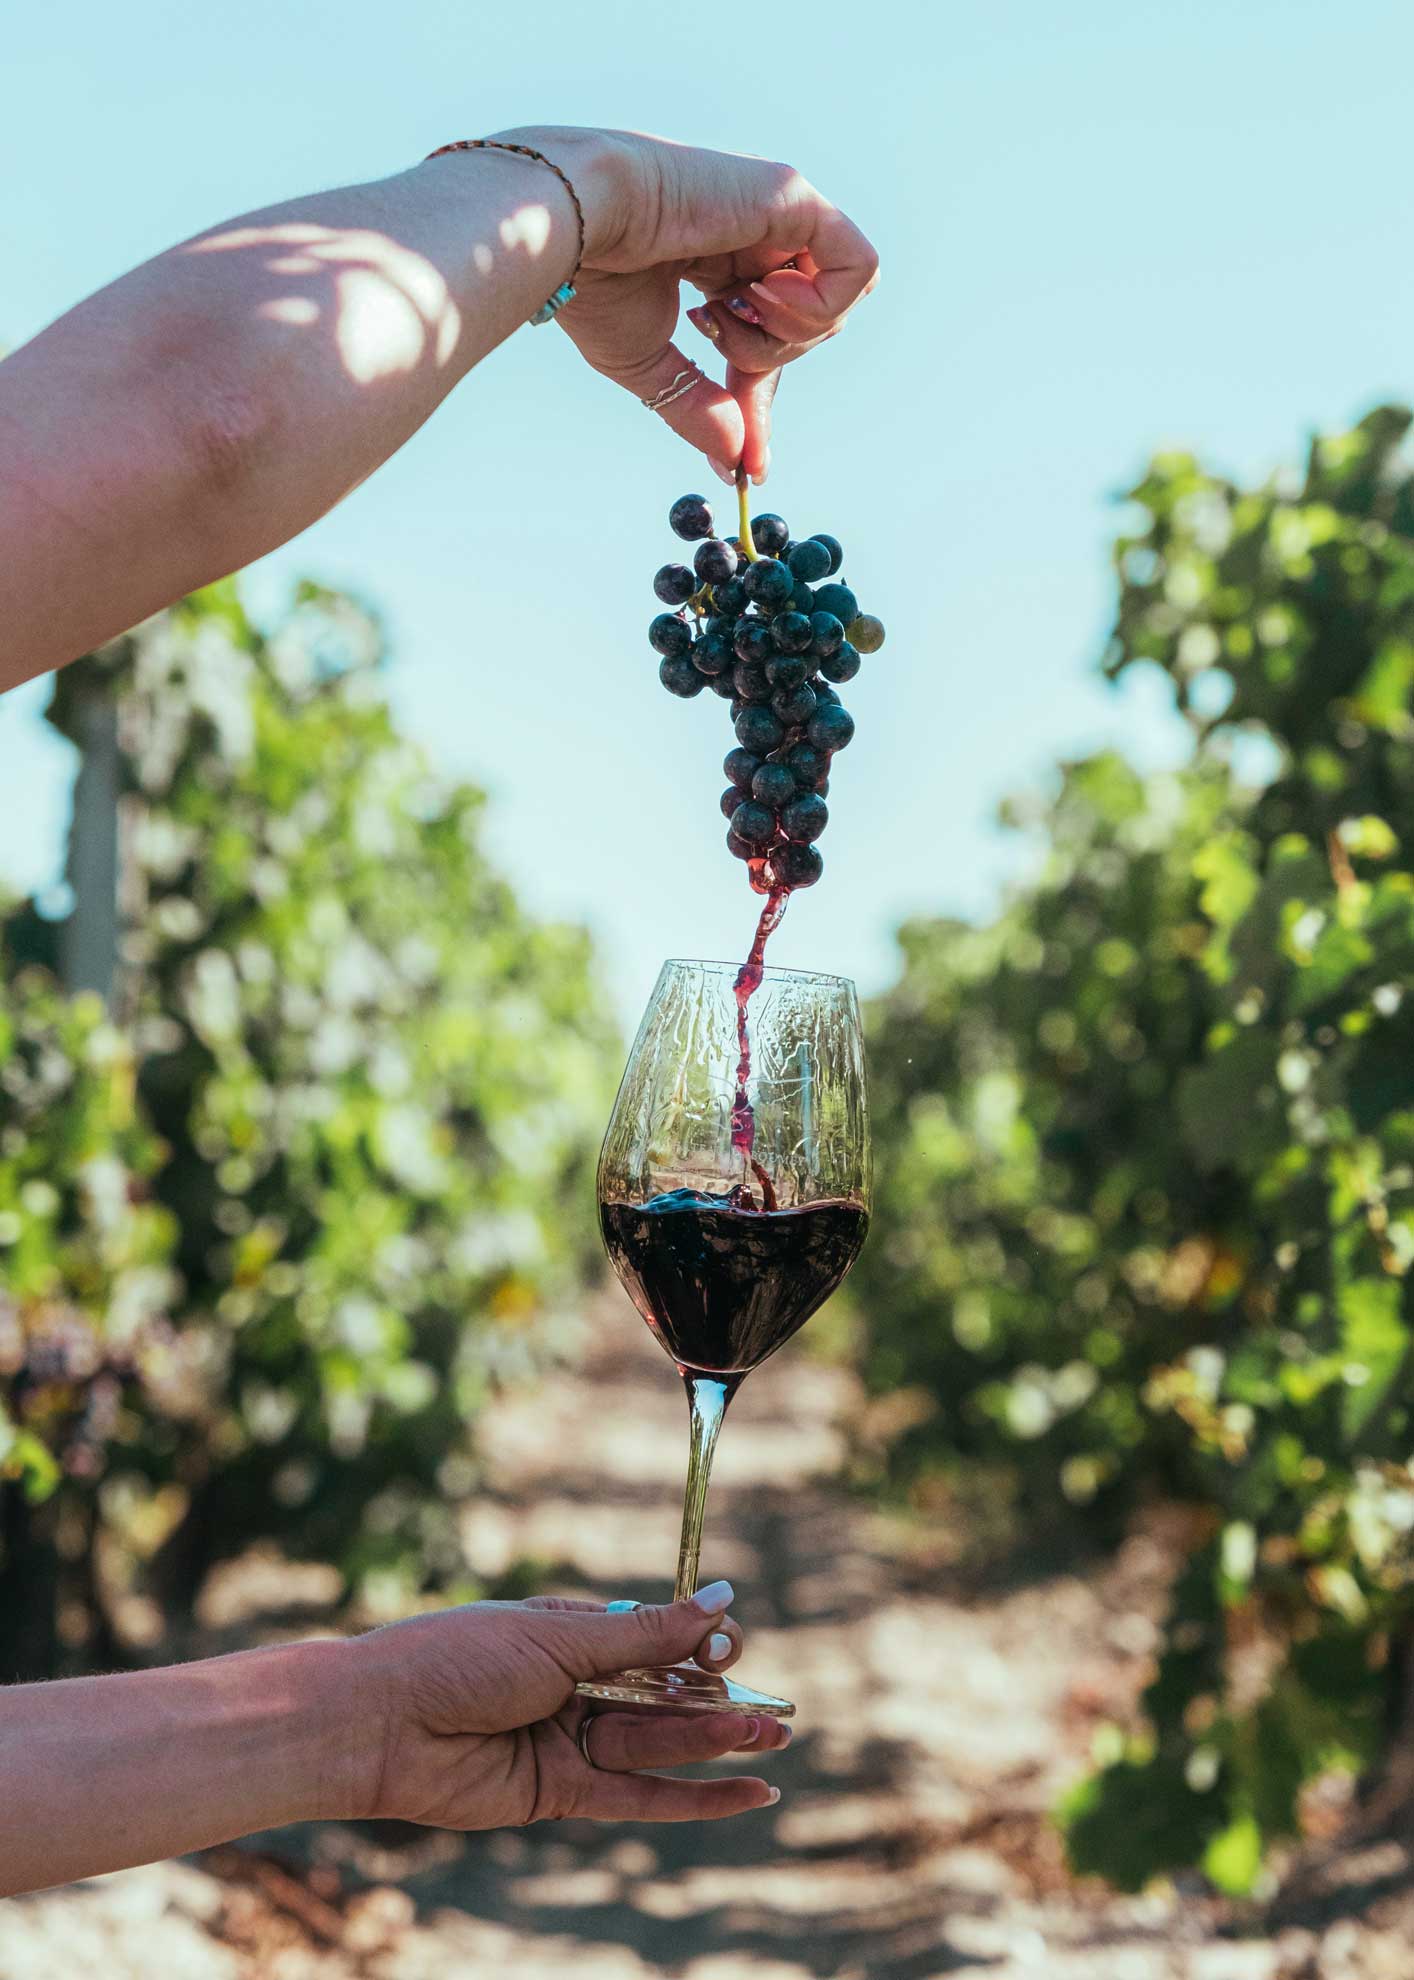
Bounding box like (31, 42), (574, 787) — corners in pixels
(601, 1192), (867, 1379)
(579, 950), (870, 1720)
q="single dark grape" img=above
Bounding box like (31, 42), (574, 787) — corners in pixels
(720, 785), (746, 820)
(809, 533), (843, 576)
(814, 682), (841, 706)
(751, 513), (791, 557)
(773, 682), (819, 728)
(703, 614), (737, 641)
(726, 827), (757, 861)
(791, 578), (817, 616)
(808, 701), (855, 751)
(659, 654), (705, 697)
(724, 746), (762, 789)
(787, 538), (832, 583)
(766, 651), (807, 690)
(743, 559), (793, 610)
(669, 494), (714, 541)
(709, 672), (739, 698)
(733, 661), (772, 702)
(733, 619), (774, 666)
(692, 632), (735, 677)
(770, 841), (824, 889)
(812, 583), (858, 627)
(786, 740), (828, 790)
(808, 611), (845, 660)
(650, 613), (692, 657)
(819, 640), (860, 683)
(695, 539), (739, 586)
(653, 563), (697, 606)
(729, 799), (777, 846)
(751, 761), (797, 809)
(781, 792), (828, 843)
(714, 575), (749, 617)
(735, 705), (785, 755)
(849, 614), (886, 654)
(770, 610), (813, 655)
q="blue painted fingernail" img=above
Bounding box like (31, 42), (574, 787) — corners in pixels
(692, 1579), (734, 1614)
(707, 1632), (731, 1661)
(725, 296), (764, 327)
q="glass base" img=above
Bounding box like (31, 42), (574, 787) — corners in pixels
(576, 1660), (795, 1718)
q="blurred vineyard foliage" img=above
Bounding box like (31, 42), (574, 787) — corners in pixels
(860, 406), (1414, 1892)
(0, 582), (616, 1677)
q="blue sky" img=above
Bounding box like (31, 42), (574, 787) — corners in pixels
(4, 0), (1413, 1020)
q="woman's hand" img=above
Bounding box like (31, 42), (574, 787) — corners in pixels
(496, 126), (879, 485)
(348, 1581), (790, 1828)
(1, 126), (877, 686)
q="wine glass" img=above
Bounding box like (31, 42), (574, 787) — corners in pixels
(577, 957), (871, 1719)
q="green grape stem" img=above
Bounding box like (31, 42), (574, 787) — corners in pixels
(736, 469), (760, 562)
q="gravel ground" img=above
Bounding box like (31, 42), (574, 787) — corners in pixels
(3, 1308), (1407, 1978)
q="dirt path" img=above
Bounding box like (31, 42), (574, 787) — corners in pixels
(2, 1310), (1409, 1977)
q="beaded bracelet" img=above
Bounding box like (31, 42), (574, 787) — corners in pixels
(425, 138), (584, 325)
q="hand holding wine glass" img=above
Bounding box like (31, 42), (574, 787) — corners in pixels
(347, 1586), (788, 1829)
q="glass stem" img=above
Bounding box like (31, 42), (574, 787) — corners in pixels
(673, 1375), (735, 1602)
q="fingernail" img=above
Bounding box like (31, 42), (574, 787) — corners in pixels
(707, 1631), (732, 1661)
(746, 1716), (764, 1742)
(764, 1786), (781, 1806)
(692, 1579), (734, 1614)
(688, 306), (721, 343)
(776, 1722), (793, 1746)
(709, 461), (736, 486)
(725, 295), (765, 327)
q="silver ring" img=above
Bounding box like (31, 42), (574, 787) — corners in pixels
(643, 368), (702, 414)
(576, 1715), (598, 1766)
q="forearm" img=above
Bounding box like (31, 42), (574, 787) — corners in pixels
(0, 131), (616, 689)
(0, 1638), (361, 1896)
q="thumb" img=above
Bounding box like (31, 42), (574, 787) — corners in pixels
(729, 365), (780, 485)
(570, 1582), (735, 1678)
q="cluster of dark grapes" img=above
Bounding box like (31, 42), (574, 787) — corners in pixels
(650, 492), (884, 891)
